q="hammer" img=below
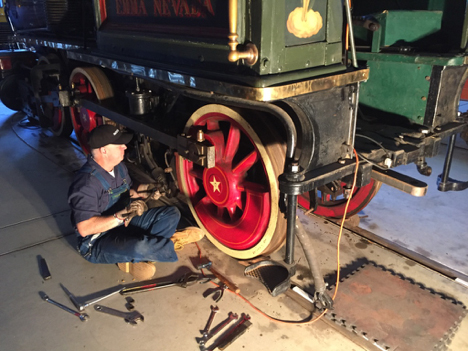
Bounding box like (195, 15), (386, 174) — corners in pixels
(197, 261), (240, 294)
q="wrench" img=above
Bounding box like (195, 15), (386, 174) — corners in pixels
(199, 312), (238, 346)
(201, 306), (219, 338)
(206, 313), (251, 351)
(41, 293), (89, 322)
(94, 304), (144, 325)
(120, 273), (199, 295)
(61, 283), (122, 311)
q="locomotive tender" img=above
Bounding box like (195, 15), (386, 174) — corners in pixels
(0, 0), (467, 267)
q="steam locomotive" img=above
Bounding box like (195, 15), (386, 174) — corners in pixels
(0, 0), (467, 265)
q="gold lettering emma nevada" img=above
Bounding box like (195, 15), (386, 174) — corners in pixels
(153, 0), (215, 17)
(116, 0), (148, 16)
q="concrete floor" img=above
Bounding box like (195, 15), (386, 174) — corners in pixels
(357, 139), (468, 280)
(1, 104), (468, 351)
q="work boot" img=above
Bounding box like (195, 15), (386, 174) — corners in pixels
(171, 227), (205, 251)
(117, 262), (156, 281)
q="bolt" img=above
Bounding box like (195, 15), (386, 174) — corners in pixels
(289, 162), (299, 173)
(384, 158), (392, 168)
(197, 130), (205, 143)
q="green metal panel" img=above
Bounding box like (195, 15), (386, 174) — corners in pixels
(359, 60), (432, 123)
(356, 11), (444, 53)
(325, 42), (343, 66)
(352, 0), (467, 53)
(255, 0), (344, 75)
(97, 0), (347, 81)
(375, 11), (442, 48)
(283, 43), (326, 71)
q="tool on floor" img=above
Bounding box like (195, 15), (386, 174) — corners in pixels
(38, 256), (51, 280)
(61, 273), (198, 311)
(201, 305), (219, 338)
(120, 272), (199, 295)
(197, 261), (240, 294)
(205, 313), (251, 351)
(244, 259), (290, 297)
(204, 284), (227, 303)
(61, 283), (123, 311)
(41, 293), (89, 322)
(285, 284), (315, 312)
(94, 304), (144, 325)
(199, 312), (238, 346)
(125, 297), (135, 311)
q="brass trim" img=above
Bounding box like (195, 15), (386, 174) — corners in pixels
(246, 69), (369, 101)
(67, 51), (369, 101)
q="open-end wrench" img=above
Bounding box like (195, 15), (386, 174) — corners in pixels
(94, 304), (144, 325)
(199, 312), (238, 346)
(61, 283), (122, 311)
(120, 273), (199, 295)
(206, 313), (251, 351)
(201, 306), (219, 338)
(41, 293), (89, 322)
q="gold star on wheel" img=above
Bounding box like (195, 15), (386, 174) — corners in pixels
(210, 176), (221, 193)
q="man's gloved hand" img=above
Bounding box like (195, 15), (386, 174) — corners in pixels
(128, 200), (148, 216)
(139, 183), (164, 200)
(149, 190), (162, 201)
(115, 207), (131, 220)
(114, 200), (148, 227)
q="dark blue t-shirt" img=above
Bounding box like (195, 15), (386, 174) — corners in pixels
(68, 156), (132, 228)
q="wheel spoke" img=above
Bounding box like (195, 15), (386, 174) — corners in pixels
(226, 205), (237, 219)
(205, 130), (225, 163)
(239, 181), (269, 195)
(189, 167), (204, 180)
(299, 179), (382, 219)
(232, 150), (258, 176)
(206, 119), (219, 131)
(224, 124), (240, 164)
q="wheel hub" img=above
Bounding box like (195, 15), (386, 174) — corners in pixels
(203, 166), (241, 208)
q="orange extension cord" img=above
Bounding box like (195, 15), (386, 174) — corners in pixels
(196, 149), (360, 325)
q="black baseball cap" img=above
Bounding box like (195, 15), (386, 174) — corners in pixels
(88, 125), (133, 149)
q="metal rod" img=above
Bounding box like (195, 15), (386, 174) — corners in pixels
(440, 134), (456, 184)
(295, 219), (326, 293)
(344, 0), (358, 68)
(284, 194), (298, 265)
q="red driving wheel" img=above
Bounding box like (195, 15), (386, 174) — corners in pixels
(177, 105), (286, 259)
(69, 67), (114, 154)
(37, 54), (73, 137)
(298, 178), (382, 218)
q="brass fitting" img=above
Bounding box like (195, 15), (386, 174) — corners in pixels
(228, 0), (258, 66)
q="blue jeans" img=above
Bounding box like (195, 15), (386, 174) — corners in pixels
(77, 206), (180, 264)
